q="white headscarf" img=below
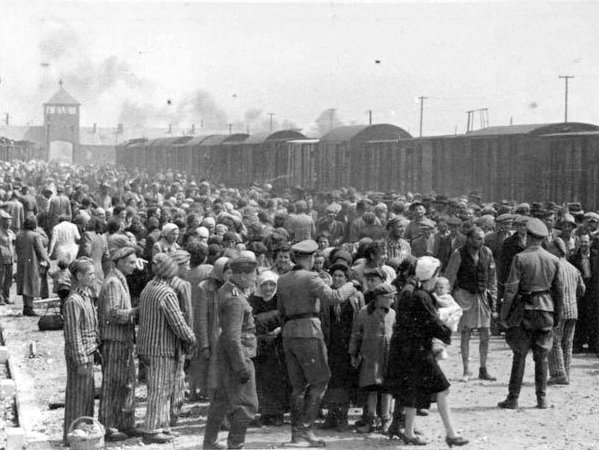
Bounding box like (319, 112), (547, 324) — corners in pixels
(258, 270), (278, 301)
(415, 256), (441, 282)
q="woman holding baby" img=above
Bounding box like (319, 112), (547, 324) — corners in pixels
(384, 256), (468, 447)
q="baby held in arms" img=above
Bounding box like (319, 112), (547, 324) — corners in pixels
(431, 276), (463, 360)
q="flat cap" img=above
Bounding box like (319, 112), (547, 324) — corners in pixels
(513, 214), (529, 225)
(370, 283), (397, 297)
(110, 246), (136, 262)
(171, 249), (191, 265)
(495, 213), (515, 223)
(526, 218), (549, 238)
(558, 213), (577, 226)
(331, 250), (353, 266)
(408, 201), (425, 211)
(292, 239), (319, 255)
(229, 255), (258, 273)
(419, 218), (436, 229)
(584, 212), (599, 222)
(447, 216), (462, 226)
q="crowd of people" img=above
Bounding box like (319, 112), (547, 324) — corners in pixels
(0, 160), (594, 448)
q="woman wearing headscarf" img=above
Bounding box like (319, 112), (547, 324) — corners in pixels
(249, 270), (290, 426)
(384, 256), (468, 447)
(321, 261), (364, 431)
(196, 257), (231, 398)
(15, 216), (51, 316)
(62, 257), (99, 445)
(152, 222), (181, 257)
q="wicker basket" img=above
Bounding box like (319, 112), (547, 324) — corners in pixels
(67, 416), (105, 449)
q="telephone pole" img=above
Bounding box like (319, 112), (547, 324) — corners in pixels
(559, 75), (574, 123)
(228, 123), (233, 135)
(367, 110), (372, 125)
(418, 96), (427, 137)
(268, 113), (275, 131)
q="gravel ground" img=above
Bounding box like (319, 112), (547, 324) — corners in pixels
(2, 299), (599, 450)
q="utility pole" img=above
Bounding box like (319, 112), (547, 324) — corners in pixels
(367, 110), (372, 125)
(559, 75), (574, 122)
(268, 113), (275, 131)
(418, 96), (427, 137)
(228, 123), (232, 135)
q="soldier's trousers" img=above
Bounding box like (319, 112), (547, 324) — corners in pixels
(506, 325), (553, 399)
(283, 337), (330, 433)
(63, 359), (94, 445)
(204, 354), (258, 447)
(99, 341), (136, 431)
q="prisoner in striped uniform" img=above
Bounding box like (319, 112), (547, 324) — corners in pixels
(97, 246), (139, 441)
(548, 238), (586, 384)
(169, 249), (192, 427)
(138, 253), (196, 445)
(63, 258), (99, 445)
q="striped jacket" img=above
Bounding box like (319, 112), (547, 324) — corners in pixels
(170, 276), (193, 327)
(559, 258), (585, 320)
(63, 287), (100, 366)
(97, 268), (136, 342)
(138, 278), (196, 358)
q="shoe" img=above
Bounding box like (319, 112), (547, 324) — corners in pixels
(105, 429), (129, 442)
(379, 417), (392, 434)
(446, 435), (469, 447)
(478, 367), (497, 381)
(356, 415), (375, 434)
(164, 429), (180, 437)
(271, 415), (285, 427)
(203, 441), (226, 450)
(23, 308), (38, 317)
(416, 408), (429, 416)
(294, 429), (326, 447)
(320, 415), (337, 430)
(122, 427), (145, 437)
(536, 397), (548, 409)
(335, 418), (349, 432)
(142, 432), (174, 444)
(547, 375), (569, 385)
(497, 397), (519, 409)
(397, 431), (427, 446)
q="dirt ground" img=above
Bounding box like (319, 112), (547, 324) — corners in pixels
(2, 298), (599, 450)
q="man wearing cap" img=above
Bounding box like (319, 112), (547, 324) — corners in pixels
(498, 215), (529, 308)
(435, 216), (465, 272)
(97, 246), (140, 441)
(0, 210), (15, 305)
(316, 203), (345, 246)
(203, 255), (258, 450)
(556, 213), (579, 258)
(411, 218), (436, 258)
(285, 200), (315, 243)
(4, 189), (24, 233)
(403, 201), (427, 244)
(277, 239), (357, 447)
(499, 218), (563, 409)
(485, 214), (514, 268)
(138, 253), (196, 444)
(445, 227), (498, 382)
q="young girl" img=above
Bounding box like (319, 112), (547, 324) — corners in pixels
(49, 255), (72, 314)
(431, 277), (462, 360)
(349, 283), (396, 434)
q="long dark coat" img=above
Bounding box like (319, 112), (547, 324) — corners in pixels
(384, 281), (451, 409)
(15, 230), (49, 297)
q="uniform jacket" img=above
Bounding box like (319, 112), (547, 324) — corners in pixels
(98, 268), (136, 342)
(0, 227), (15, 264)
(4, 199), (24, 232)
(217, 281), (257, 373)
(277, 266), (355, 339)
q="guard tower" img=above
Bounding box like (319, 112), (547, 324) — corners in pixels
(43, 80), (80, 162)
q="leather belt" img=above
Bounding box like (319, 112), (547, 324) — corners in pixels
(284, 312), (319, 323)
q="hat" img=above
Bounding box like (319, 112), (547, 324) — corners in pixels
(415, 256), (441, 281)
(558, 213), (576, 226)
(584, 212), (599, 222)
(153, 253), (178, 279)
(495, 213), (514, 223)
(110, 246), (136, 262)
(210, 257), (229, 281)
(171, 249), (191, 265)
(419, 218), (436, 229)
(229, 255), (258, 273)
(386, 216), (402, 228)
(513, 215), (529, 225)
(292, 240), (318, 255)
(370, 284), (397, 297)
(332, 250), (353, 266)
(533, 209), (553, 219)
(364, 267), (386, 280)
(447, 216), (462, 226)
(162, 223), (179, 236)
(526, 218), (549, 238)
(515, 203), (530, 213)
(409, 201), (425, 211)
(197, 226), (210, 238)
(568, 202), (584, 216)
(325, 203), (341, 214)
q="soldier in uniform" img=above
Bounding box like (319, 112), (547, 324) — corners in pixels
(498, 218), (563, 410)
(277, 240), (357, 447)
(203, 255), (259, 450)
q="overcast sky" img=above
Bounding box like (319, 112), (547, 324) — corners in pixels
(1, 0), (598, 136)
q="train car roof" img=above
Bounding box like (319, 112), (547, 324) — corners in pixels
(244, 130), (305, 144)
(319, 124), (412, 144)
(466, 122), (599, 136)
(146, 136), (193, 147)
(287, 139), (320, 144)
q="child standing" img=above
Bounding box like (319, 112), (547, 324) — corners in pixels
(350, 283), (396, 434)
(431, 277), (462, 360)
(49, 256), (72, 314)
